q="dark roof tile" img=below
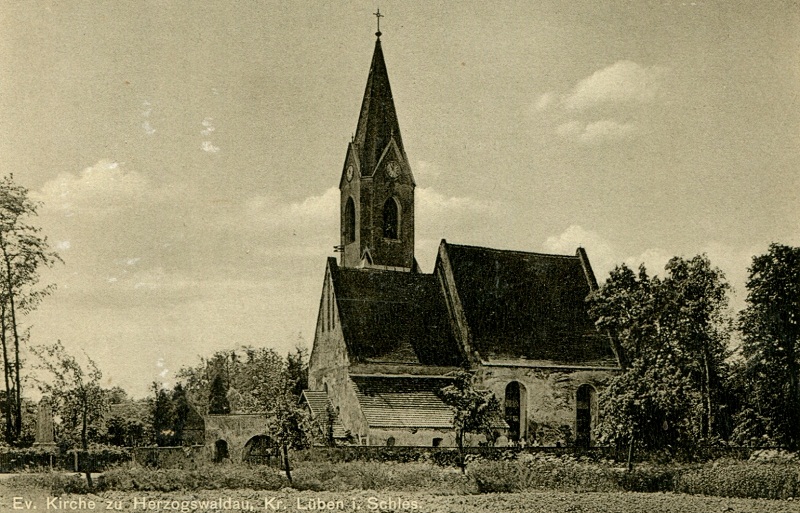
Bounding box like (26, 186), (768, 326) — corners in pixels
(331, 262), (463, 366)
(442, 242), (616, 365)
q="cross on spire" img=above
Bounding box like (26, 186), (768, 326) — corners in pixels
(374, 8), (384, 38)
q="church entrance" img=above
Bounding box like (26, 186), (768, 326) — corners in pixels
(504, 381), (526, 442)
(576, 384), (596, 447)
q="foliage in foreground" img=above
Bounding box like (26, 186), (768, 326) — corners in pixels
(737, 243), (800, 450)
(588, 255), (734, 454)
(10, 454), (800, 501)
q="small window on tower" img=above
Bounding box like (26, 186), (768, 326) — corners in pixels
(345, 197), (356, 243)
(382, 198), (399, 239)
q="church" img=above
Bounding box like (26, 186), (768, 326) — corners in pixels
(303, 28), (620, 448)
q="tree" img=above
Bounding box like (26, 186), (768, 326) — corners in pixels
(177, 346), (286, 414)
(660, 255), (732, 439)
(738, 244), (800, 449)
(266, 393), (311, 484)
(0, 175), (60, 444)
(150, 382), (192, 446)
(208, 373), (231, 415)
(32, 340), (107, 488)
(588, 256), (732, 461)
(438, 370), (501, 473)
(285, 345), (308, 400)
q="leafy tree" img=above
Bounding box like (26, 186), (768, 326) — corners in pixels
(151, 382), (192, 446)
(285, 345), (309, 400)
(0, 175), (60, 444)
(177, 346), (286, 414)
(32, 340), (107, 488)
(588, 256), (732, 460)
(660, 255), (732, 438)
(439, 370), (501, 473)
(737, 244), (800, 449)
(266, 392), (311, 484)
(208, 373), (231, 415)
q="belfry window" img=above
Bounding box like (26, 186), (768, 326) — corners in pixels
(382, 198), (399, 239)
(345, 197), (356, 243)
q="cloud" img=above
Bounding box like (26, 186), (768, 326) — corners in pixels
(556, 119), (637, 144)
(244, 187), (339, 228)
(535, 92), (557, 112)
(543, 225), (617, 277)
(201, 141), (220, 153)
(414, 160), (442, 180)
(536, 61), (666, 143)
(563, 60), (667, 111)
(417, 187), (496, 217)
(33, 160), (151, 216)
(141, 101), (156, 135)
(201, 117), (216, 136)
(201, 118), (219, 152)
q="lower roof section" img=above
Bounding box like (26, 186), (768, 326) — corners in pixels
(351, 375), (454, 429)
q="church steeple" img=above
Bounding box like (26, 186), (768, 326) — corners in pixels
(352, 37), (406, 178)
(339, 31), (415, 270)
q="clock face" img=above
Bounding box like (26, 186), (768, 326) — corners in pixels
(346, 165), (354, 182)
(387, 161), (400, 179)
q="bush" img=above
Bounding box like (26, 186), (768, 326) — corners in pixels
(471, 458), (620, 493)
(293, 461), (473, 494)
(469, 455), (681, 494)
(98, 464), (284, 492)
(8, 471), (90, 494)
(0, 446), (59, 472)
(674, 461), (800, 500)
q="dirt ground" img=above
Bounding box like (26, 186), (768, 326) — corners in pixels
(2, 482), (799, 513)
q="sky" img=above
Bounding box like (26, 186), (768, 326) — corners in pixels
(1, 1), (798, 398)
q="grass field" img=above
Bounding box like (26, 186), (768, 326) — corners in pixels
(2, 484), (799, 513)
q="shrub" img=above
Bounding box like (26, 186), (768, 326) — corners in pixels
(674, 461), (800, 500)
(8, 471), (90, 494)
(293, 461), (474, 494)
(97, 464), (284, 492)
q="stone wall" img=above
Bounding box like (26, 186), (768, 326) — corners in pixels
(308, 266), (369, 441)
(478, 364), (615, 446)
(367, 427), (456, 448)
(203, 414), (270, 462)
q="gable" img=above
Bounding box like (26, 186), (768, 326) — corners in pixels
(439, 242), (616, 366)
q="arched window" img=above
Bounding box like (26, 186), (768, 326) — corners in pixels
(344, 197), (356, 243)
(504, 381), (527, 442)
(382, 198), (399, 239)
(576, 384), (597, 448)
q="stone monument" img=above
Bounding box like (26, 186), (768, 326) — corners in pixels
(33, 396), (57, 448)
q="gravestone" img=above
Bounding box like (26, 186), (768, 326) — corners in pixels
(33, 396), (57, 448)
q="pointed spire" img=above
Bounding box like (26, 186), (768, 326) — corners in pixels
(352, 35), (405, 177)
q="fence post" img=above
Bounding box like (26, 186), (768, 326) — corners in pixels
(74, 451), (79, 472)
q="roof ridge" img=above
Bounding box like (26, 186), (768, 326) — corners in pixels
(337, 266), (434, 278)
(445, 241), (580, 260)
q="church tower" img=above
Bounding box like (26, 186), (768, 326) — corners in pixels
(339, 29), (415, 270)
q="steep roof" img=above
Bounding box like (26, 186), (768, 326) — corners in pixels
(353, 38), (405, 176)
(439, 242), (616, 366)
(351, 376), (453, 429)
(301, 390), (347, 439)
(330, 258), (463, 366)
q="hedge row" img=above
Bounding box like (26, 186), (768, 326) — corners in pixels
(0, 445), (131, 473)
(11, 456), (800, 500)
